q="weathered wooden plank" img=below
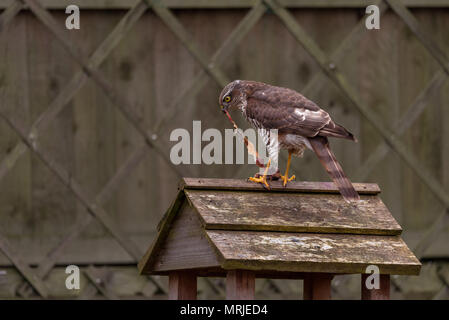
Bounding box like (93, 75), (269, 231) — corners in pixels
(148, 202), (221, 273)
(139, 192), (222, 274)
(138, 190), (185, 273)
(3, 0), (449, 9)
(154, 267), (329, 280)
(206, 230), (421, 275)
(186, 189), (401, 235)
(181, 178), (381, 194)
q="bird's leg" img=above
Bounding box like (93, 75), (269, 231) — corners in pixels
(248, 158), (271, 189)
(281, 151), (296, 187)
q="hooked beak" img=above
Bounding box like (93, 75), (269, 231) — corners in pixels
(220, 105), (228, 113)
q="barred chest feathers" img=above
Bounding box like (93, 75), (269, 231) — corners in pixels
(242, 112), (277, 161)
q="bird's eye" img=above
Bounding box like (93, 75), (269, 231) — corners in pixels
(224, 96), (231, 103)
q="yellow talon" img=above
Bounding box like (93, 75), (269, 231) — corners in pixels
(248, 175), (270, 189)
(248, 159), (271, 189)
(281, 174), (296, 187)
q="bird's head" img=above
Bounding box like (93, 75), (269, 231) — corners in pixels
(219, 80), (246, 113)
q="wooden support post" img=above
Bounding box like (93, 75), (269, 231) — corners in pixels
(361, 274), (390, 300)
(303, 273), (333, 300)
(168, 271), (197, 300)
(226, 270), (255, 300)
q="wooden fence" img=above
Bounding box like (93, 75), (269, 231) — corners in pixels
(0, 0), (449, 299)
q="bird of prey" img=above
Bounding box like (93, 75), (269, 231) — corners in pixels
(219, 80), (360, 202)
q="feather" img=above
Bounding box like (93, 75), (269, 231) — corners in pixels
(319, 121), (357, 142)
(308, 136), (360, 202)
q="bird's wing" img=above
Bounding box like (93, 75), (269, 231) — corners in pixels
(246, 88), (331, 137)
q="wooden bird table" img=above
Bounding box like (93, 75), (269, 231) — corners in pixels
(138, 178), (420, 300)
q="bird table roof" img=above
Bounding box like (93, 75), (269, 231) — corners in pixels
(138, 178), (421, 277)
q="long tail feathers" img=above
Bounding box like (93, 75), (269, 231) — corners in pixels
(309, 137), (360, 202)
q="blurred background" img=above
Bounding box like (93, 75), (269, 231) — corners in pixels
(1, 0), (449, 299)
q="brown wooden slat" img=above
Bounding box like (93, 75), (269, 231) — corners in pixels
(151, 267), (323, 279)
(226, 270), (255, 300)
(138, 191), (188, 274)
(185, 189), (401, 235)
(303, 273), (333, 300)
(0, 0), (22, 32)
(206, 230), (421, 275)
(168, 271), (197, 300)
(181, 177), (380, 194)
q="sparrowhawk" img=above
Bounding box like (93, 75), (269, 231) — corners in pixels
(219, 80), (360, 202)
